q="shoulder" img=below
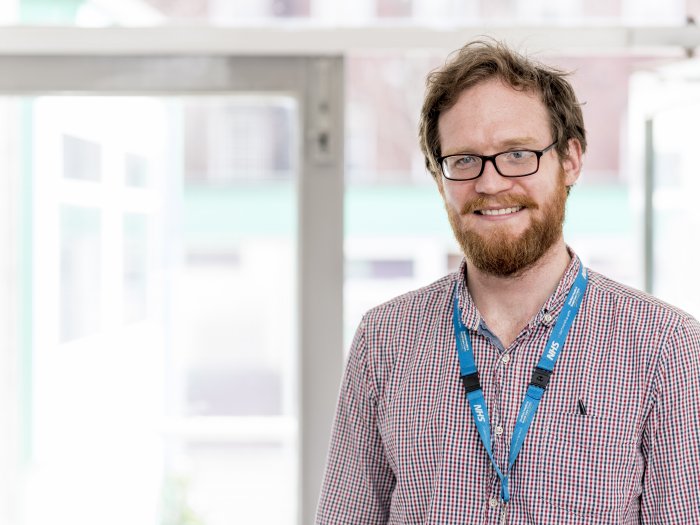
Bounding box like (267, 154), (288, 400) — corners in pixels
(362, 271), (457, 326)
(351, 271), (458, 398)
(583, 268), (700, 366)
(585, 268), (697, 325)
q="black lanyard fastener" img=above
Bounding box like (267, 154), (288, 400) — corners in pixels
(461, 372), (481, 393)
(530, 367), (552, 390)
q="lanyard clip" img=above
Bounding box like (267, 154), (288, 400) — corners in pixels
(460, 372), (481, 393)
(530, 366), (552, 390)
(500, 476), (510, 503)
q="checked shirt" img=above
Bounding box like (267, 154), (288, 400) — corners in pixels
(317, 254), (700, 524)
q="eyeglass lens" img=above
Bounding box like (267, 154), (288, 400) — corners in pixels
(443, 150), (539, 180)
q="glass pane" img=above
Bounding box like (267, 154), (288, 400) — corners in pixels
(649, 105), (700, 317)
(171, 95), (298, 524)
(164, 442), (296, 524)
(6, 93), (298, 525)
(124, 213), (149, 324)
(184, 99), (295, 182)
(62, 134), (101, 181)
(125, 153), (149, 188)
(25, 96), (171, 525)
(60, 205), (101, 342)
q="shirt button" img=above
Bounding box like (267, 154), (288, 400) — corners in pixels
(543, 313), (553, 324)
(495, 425), (504, 436)
(501, 354), (510, 364)
(489, 497), (499, 508)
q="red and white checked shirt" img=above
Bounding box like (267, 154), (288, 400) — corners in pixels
(317, 254), (700, 524)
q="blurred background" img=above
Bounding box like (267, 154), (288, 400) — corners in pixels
(2, 1), (700, 524)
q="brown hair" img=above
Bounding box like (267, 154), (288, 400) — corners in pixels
(419, 39), (587, 179)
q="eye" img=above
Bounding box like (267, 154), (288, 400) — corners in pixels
(502, 150), (535, 163)
(451, 155), (479, 169)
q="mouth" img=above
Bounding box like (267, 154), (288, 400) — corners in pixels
(474, 206), (524, 216)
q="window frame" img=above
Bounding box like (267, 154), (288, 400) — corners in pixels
(0, 53), (344, 525)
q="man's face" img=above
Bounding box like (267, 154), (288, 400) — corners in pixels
(436, 77), (581, 277)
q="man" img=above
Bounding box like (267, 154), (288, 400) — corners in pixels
(316, 40), (700, 524)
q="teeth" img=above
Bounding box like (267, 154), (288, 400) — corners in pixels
(480, 207), (522, 216)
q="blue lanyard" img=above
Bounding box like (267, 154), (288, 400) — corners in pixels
(452, 261), (588, 504)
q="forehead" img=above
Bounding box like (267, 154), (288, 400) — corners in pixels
(438, 77), (551, 154)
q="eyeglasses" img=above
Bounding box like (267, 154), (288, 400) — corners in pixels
(438, 141), (557, 181)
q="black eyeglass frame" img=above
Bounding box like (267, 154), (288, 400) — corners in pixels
(437, 141), (558, 181)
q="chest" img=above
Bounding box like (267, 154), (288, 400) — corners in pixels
(378, 317), (651, 471)
(376, 321), (650, 521)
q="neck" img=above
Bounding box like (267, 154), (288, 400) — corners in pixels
(466, 239), (571, 347)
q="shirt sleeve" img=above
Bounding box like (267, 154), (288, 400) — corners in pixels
(316, 318), (395, 524)
(641, 317), (700, 523)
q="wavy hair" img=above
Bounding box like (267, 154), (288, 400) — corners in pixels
(419, 39), (587, 179)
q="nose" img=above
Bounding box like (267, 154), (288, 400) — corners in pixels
(473, 158), (514, 195)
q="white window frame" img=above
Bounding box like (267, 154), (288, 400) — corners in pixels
(0, 52), (344, 525)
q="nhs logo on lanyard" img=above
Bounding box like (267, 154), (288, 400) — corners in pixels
(460, 332), (469, 353)
(474, 404), (486, 422)
(546, 341), (560, 360)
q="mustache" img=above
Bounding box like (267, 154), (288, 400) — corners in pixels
(461, 195), (539, 215)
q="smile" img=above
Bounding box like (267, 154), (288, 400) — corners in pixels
(476, 207), (523, 216)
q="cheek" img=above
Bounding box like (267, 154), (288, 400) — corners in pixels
(441, 181), (470, 212)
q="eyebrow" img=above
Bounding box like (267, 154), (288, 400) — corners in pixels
(498, 137), (541, 148)
(443, 137), (541, 156)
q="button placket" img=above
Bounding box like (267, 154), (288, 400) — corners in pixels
(490, 369), (508, 471)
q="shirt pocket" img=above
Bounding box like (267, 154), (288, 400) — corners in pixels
(533, 412), (637, 518)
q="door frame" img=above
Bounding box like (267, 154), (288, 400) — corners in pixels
(0, 54), (344, 525)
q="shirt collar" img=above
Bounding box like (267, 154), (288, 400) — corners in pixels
(454, 259), (480, 331)
(531, 247), (582, 329)
(454, 247), (583, 332)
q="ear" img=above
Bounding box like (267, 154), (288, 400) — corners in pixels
(561, 138), (583, 186)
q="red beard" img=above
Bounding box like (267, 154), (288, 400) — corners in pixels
(446, 171), (568, 277)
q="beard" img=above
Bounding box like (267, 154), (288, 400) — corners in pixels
(446, 171), (568, 278)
